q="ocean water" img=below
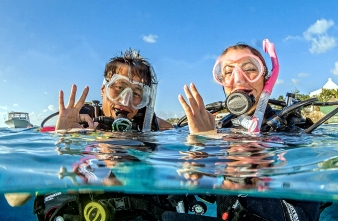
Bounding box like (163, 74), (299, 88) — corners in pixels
(1, 125), (338, 220)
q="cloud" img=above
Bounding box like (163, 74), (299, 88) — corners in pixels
(303, 19), (336, 54)
(292, 78), (300, 84)
(331, 62), (338, 75)
(156, 110), (185, 119)
(0, 105), (8, 110)
(276, 79), (285, 85)
(3, 79), (6, 82)
(283, 35), (302, 41)
(298, 73), (309, 77)
(44, 92), (48, 95)
(48, 105), (57, 112)
(13, 103), (18, 107)
(142, 34), (158, 43)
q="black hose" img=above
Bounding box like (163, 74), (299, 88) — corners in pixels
(176, 116), (188, 128)
(279, 98), (318, 117)
(303, 106), (338, 133)
(40, 112), (59, 128)
(313, 101), (338, 106)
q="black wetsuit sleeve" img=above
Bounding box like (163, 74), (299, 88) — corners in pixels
(238, 197), (320, 221)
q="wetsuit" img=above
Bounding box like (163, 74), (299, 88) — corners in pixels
(201, 104), (326, 221)
(34, 106), (167, 221)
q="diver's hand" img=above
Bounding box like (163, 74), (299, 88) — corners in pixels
(178, 83), (215, 134)
(4, 193), (32, 207)
(56, 84), (98, 131)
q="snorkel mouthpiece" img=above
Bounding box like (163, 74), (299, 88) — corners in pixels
(234, 39), (279, 133)
(112, 110), (132, 131)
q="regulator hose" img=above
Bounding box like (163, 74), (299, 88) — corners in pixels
(303, 106), (338, 133)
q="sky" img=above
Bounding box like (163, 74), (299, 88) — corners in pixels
(1, 1), (338, 127)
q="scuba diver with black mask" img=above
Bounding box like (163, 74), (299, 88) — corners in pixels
(177, 39), (327, 221)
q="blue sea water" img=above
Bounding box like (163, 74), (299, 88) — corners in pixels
(1, 125), (338, 220)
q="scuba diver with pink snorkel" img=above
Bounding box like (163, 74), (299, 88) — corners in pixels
(176, 39), (328, 221)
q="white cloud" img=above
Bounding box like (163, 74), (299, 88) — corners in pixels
(48, 105), (57, 112)
(283, 35), (302, 41)
(142, 34), (158, 43)
(276, 79), (285, 85)
(292, 78), (300, 84)
(13, 103), (18, 107)
(298, 73), (309, 77)
(331, 62), (338, 75)
(43, 109), (48, 112)
(303, 19), (336, 54)
(156, 110), (184, 119)
(0, 105), (8, 110)
(304, 19), (334, 37)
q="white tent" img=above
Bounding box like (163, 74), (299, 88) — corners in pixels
(309, 78), (338, 97)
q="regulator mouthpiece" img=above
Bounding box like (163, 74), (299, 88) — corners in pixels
(225, 90), (255, 116)
(112, 110), (132, 131)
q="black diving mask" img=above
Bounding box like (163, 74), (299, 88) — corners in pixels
(225, 90), (255, 116)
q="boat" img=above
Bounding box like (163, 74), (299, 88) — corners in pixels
(4, 112), (33, 128)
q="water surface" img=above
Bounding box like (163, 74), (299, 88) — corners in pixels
(1, 125), (338, 219)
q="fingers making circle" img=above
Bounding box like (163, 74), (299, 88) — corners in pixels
(79, 114), (95, 128)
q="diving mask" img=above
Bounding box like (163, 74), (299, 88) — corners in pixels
(213, 54), (265, 87)
(105, 74), (150, 109)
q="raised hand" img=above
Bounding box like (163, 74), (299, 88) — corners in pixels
(56, 84), (97, 131)
(178, 83), (215, 134)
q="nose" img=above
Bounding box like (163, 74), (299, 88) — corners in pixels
(233, 67), (246, 85)
(118, 88), (133, 106)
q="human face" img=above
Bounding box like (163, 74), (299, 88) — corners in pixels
(221, 49), (265, 114)
(105, 74), (150, 109)
(101, 63), (146, 119)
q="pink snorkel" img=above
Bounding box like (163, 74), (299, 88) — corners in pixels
(237, 39), (279, 133)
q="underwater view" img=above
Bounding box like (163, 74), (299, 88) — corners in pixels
(1, 125), (338, 220)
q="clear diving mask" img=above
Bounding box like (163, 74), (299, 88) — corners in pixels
(213, 53), (265, 116)
(105, 74), (150, 110)
(213, 54), (265, 87)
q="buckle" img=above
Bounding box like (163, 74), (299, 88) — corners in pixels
(108, 197), (131, 210)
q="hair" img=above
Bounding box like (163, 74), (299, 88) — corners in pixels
(104, 49), (157, 87)
(221, 43), (269, 78)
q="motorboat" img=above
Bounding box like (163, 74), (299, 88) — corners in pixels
(4, 112), (33, 128)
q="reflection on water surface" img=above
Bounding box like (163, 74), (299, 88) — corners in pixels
(1, 125), (338, 203)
